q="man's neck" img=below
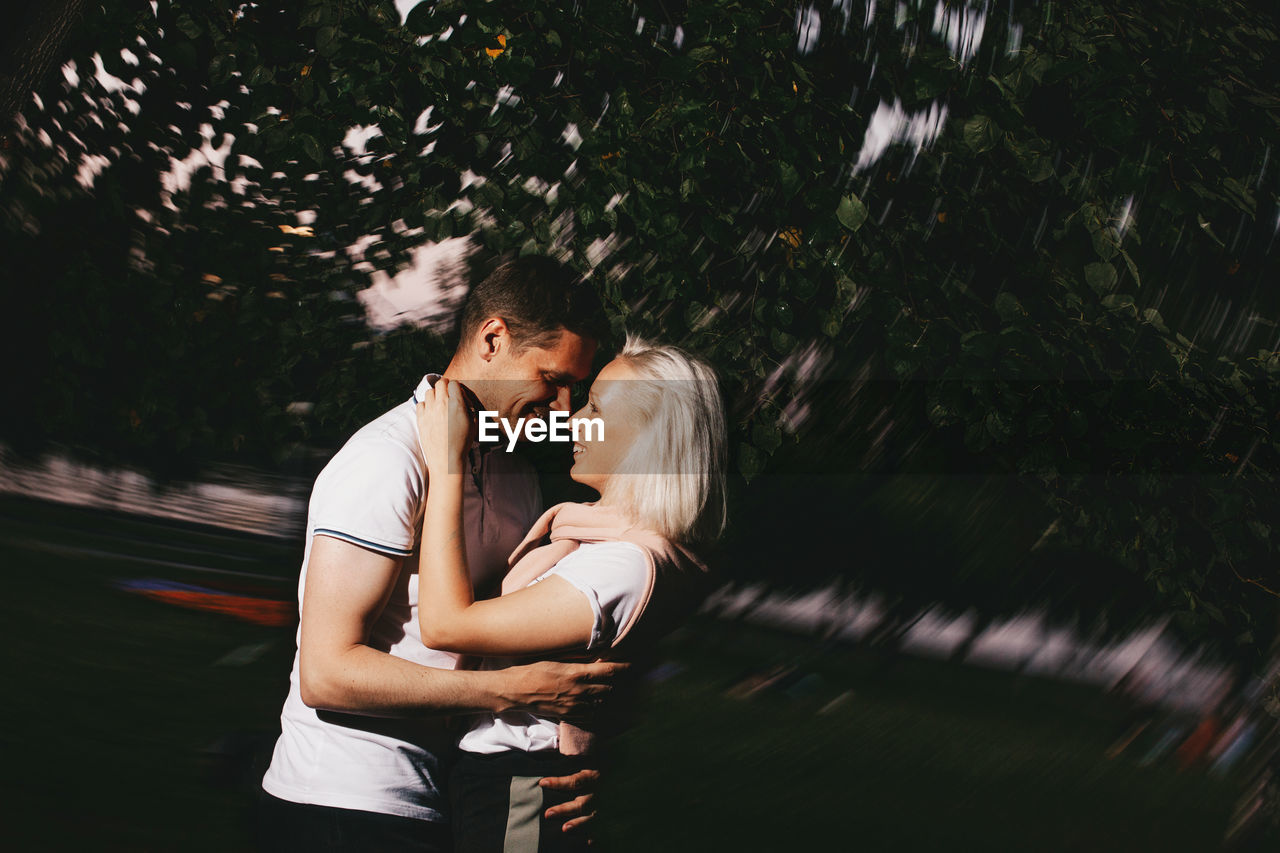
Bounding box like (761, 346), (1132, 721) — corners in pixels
(441, 356), (501, 415)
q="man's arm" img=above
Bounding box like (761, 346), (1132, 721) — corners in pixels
(298, 535), (621, 716)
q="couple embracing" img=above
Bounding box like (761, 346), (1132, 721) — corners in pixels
(259, 256), (727, 851)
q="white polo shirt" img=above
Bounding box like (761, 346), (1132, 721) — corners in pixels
(262, 375), (542, 821)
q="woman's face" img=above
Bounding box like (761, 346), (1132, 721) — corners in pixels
(569, 358), (644, 495)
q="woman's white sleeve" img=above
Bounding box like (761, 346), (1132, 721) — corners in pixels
(547, 542), (651, 651)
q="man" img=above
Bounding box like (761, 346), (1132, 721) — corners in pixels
(259, 256), (617, 851)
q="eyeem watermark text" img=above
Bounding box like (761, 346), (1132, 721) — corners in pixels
(478, 411), (604, 452)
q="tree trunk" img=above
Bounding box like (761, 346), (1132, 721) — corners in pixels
(0, 0), (89, 126)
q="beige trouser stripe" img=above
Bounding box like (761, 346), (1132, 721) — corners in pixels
(503, 775), (545, 853)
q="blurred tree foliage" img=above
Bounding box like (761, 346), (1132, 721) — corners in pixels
(1, 0), (1277, 654)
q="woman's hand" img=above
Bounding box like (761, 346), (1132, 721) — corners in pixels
(416, 377), (472, 478)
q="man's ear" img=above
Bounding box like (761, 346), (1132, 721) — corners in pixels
(476, 317), (510, 362)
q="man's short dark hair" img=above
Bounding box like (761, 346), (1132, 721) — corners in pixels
(459, 256), (610, 353)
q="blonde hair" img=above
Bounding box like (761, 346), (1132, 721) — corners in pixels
(600, 335), (728, 544)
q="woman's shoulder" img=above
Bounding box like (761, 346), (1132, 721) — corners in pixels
(559, 540), (651, 569)
(549, 542), (653, 603)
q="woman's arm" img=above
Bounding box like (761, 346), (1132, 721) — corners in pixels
(416, 379), (595, 656)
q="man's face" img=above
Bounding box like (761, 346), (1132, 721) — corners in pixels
(487, 329), (597, 425)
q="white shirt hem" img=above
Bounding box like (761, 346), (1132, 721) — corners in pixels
(261, 776), (446, 822)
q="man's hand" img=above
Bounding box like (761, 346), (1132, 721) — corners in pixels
(540, 768), (599, 834)
(494, 660), (627, 716)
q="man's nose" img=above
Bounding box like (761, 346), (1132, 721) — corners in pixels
(548, 386), (572, 412)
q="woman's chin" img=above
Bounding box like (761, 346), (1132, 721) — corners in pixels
(568, 465), (602, 494)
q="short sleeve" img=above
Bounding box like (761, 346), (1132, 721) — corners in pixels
(547, 542), (652, 651)
(309, 429), (424, 557)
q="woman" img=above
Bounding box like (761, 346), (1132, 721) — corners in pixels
(415, 335), (727, 852)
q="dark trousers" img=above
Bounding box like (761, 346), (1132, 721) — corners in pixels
(450, 751), (592, 853)
(255, 791), (452, 853)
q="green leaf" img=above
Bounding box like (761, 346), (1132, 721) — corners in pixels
(208, 55), (234, 84)
(737, 443), (763, 481)
(773, 300), (793, 328)
(1024, 155), (1054, 183)
(1091, 228), (1118, 261)
(176, 13), (203, 40)
(963, 115), (998, 153)
(1206, 87), (1230, 118)
(1119, 249), (1141, 288)
(1078, 203), (1102, 234)
(1100, 293), (1135, 313)
(791, 275), (818, 301)
(994, 292), (1024, 323)
(836, 194), (868, 232)
(752, 422), (782, 453)
(778, 162), (800, 198)
(1221, 177), (1257, 215)
(368, 2), (398, 27)
(1197, 214), (1225, 248)
(1142, 308), (1170, 333)
(299, 134), (324, 165)
(247, 65), (274, 87)
(684, 302), (710, 330)
(404, 2), (437, 34)
(1084, 262), (1117, 293)
(302, 3), (341, 27)
(317, 26), (340, 57)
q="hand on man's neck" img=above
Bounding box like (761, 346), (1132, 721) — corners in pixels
(441, 352), (497, 414)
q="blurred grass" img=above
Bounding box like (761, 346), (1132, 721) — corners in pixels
(601, 625), (1252, 851)
(1, 498), (297, 851)
(1, 497), (1268, 851)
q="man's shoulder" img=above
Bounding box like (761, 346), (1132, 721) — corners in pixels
(305, 392), (428, 552)
(312, 395), (423, 498)
(340, 399), (420, 460)
(324, 384), (430, 465)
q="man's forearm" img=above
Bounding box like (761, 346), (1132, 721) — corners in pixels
(298, 533), (516, 717)
(300, 643), (510, 716)
(297, 535), (616, 718)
